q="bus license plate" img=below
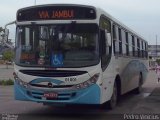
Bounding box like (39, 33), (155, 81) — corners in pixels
(43, 92), (58, 99)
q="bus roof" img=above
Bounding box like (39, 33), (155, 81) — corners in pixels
(17, 4), (147, 43)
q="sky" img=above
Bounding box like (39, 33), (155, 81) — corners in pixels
(0, 0), (160, 45)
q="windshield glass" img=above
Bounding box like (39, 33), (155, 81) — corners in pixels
(15, 24), (99, 67)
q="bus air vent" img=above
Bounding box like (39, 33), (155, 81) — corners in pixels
(19, 70), (87, 77)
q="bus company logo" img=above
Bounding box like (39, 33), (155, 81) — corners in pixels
(48, 82), (53, 88)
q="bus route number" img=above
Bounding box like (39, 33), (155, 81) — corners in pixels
(65, 77), (77, 82)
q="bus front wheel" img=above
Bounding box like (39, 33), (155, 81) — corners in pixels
(107, 81), (118, 109)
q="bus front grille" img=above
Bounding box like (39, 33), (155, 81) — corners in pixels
(20, 70), (87, 77)
(30, 83), (73, 88)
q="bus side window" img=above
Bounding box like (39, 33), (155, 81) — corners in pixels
(118, 28), (122, 55)
(99, 16), (112, 70)
(113, 25), (117, 55)
(137, 38), (140, 57)
(101, 30), (106, 55)
(100, 29), (111, 69)
(132, 35), (135, 57)
(125, 32), (129, 56)
(113, 25), (119, 55)
(145, 43), (148, 58)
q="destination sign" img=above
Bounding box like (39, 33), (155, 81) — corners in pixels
(39, 10), (74, 19)
(17, 5), (96, 21)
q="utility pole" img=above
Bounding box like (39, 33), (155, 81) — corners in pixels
(156, 35), (158, 59)
(35, 0), (36, 5)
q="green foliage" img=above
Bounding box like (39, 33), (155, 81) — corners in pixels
(0, 79), (14, 85)
(3, 50), (14, 61)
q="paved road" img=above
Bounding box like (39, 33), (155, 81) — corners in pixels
(0, 71), (160, 120)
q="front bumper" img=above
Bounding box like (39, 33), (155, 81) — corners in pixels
(14, 81), (101, 105)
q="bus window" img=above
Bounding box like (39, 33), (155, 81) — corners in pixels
(143, 42), (146, 58)
(125, 32), (129, 56)
(121, 30), (126, 56)
(113, 25), (117, 40)
(141, 41), (144, 58)
(113, 25), (119, 55)
(100, 16), (111, 70)
(118, 28), (122, 55)
(128, 33), (132, 56)
(15, 24), (99, 67)
(137, 38), (140, 57)
(132, 35), (135, 57)
(139, 39), (142, 58)
(135, 37), (138, 57)
(145, 43), (148, 58)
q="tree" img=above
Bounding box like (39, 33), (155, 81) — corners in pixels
(3, 50), (14, 68)
(0, 27), (4, 33)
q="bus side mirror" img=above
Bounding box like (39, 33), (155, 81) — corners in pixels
(105, 31), (111, 46)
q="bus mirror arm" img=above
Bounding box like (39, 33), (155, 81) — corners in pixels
(3, 20), (16, 49)
(4, 20), (16, 38)
(4, 28), (9, 37)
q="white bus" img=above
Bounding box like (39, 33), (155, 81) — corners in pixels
(13, 4), (148, 109)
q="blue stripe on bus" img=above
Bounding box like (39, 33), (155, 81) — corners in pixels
(14, 81), (101, 104)
(29, 78), (64, 85)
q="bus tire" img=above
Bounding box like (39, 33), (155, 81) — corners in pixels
(107, 81), (118, 109)
(134, 73), (143, 94)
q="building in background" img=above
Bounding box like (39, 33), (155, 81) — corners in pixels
(148, 45), (160, 67)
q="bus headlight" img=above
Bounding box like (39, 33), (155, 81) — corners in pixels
(73, 73), (100, 89)
(13, 72), (29, 88)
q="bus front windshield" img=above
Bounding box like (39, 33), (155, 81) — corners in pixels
(15, 24), (99, 68)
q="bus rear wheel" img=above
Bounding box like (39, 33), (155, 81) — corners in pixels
(134, 73), (143, 94)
